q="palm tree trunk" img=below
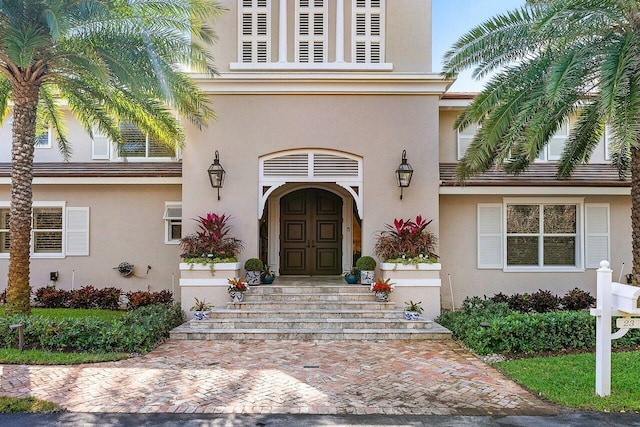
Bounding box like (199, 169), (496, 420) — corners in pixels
(5, 82), (41, 315)
(632, 146), (640, 287)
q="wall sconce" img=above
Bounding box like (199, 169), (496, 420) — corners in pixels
(396, 150), (413, 200)
(207, 150), (226, 200)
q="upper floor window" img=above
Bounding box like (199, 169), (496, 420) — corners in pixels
(91, 123), (178, 161)
(537, 121), (569, 162)
(457, 123), (479, 160)
(34, 128), (52, 148)
(233, 0), (390, 70)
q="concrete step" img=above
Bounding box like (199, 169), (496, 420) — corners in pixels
(187, 317), (432, 330)
(170, 326), (452, 341)
(227, 301), (395, 310)
(241, 292), (375, 302)
(248, 285), (371, 294)
(205, 309), (405, 319)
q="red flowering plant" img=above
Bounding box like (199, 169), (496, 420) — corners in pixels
(227, 277), (248, 293)
(180, 213), (244, 264)
(370, 278), (394, 295)
(374, 215), (438, 265)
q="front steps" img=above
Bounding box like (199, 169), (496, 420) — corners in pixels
(170, 283), (451, 341)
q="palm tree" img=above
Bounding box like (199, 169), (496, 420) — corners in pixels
(1, 0), (223, 314)
(442, 0), (640, 284)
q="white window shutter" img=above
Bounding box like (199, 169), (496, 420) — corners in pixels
(585, 204), (610, 268)
(478, 204), (503, 269)
(92, 128), (110, 160)
(66, 207), (89, 256)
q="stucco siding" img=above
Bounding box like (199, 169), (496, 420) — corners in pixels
(439, 194), (631, 309)
(0, 184), (182, 295)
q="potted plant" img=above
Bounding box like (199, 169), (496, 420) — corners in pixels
(374, 215), (438, 266)
(355, 256), (376, 285)
(244, 258), (264, 285)
(228, 277), (248, 303)
(371, 277), (394, 302)
(343, 267), (360, 284)
(190, 297), (214, 320)
(260, 264), (276, 284)
(179, 213), (244, 268)
(404, 300), (423, 320)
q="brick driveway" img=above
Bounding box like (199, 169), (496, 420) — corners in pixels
(0, 340), (557, 415)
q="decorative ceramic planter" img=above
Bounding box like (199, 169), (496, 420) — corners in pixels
(344, 274), (358, 284)
(246, 270), (261, 285)
(360, 270), (375, 285)
(374, 291), (389, 302)
(229, 291), (244, 303)
(404, 311), (420, 320)
(261, 274), (275, 284)
(193, 310), (211, 321)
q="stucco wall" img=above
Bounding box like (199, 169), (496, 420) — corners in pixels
(439, 194), (632, 309)
(209, 0), (431, 73)
(181, 93), (441, 268)
(0, 184), (182, 294)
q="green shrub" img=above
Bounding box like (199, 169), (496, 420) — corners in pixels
(528, 289), (561, 313)
(436, 297), (640, 355)
(355, 256), (376, 270)
(561, 287), (596, 310)
(244, 258), (264, 271)
(0, 304), (184, 353)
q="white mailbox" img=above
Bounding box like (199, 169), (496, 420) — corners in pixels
(611, 282), (640, 315)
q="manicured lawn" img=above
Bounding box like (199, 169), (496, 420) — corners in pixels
(496, 351), (640, 412)
(0, 396), (63, 413)
(0, 348), (130, 365)
(0, 307), (125, 320)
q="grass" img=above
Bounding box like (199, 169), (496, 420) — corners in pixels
(0, 396), (63, 413)
(1, 307), (130, 364)
(0, 348), (131, 365)
(497, 350), (640, 412)
(0, 307), (125, 320)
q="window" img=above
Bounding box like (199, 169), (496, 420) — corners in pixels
(537, 121), (569, 161)
(239, 0), (271, 63)
(34, 128), (51, 148)
(163, 203), (182, 244)
(353, 0), (385, 64)
(457, 123), (479, 160)
(0, 203), (89, 258)
(477, 199), (609, 271)
(116, 122), (176, 160)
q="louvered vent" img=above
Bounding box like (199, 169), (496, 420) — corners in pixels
(355, 42), (366, 63)
(263, 154), (309, 176)
(313, 42), (324, 62)
(243, 0), (252, 6)
(371, 14), (380, 36)
(242, 14), (252, 35)
(299, 13), (309, 35)
(314, 13), (324, 35)
(257, 14), (268, 35)
(356, 14), (366, 36)
(299, 42), (309, 62)
(256, 42), (268, 62)
(370, 43), (380, 63)
(242, 42), (253, 62)
(257, 0), (267, 6)
(314, 154), (359, 177)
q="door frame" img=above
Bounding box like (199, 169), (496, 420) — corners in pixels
(267, 183), (354, 276)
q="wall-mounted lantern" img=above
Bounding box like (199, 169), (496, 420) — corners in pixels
(396, 150), (413, 200)
(207, 150), (226, 200)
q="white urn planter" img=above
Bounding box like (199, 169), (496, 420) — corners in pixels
(179, 262), (242, 319)
(380, 263), (442, 319)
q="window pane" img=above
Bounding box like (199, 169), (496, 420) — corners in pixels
(507, 236), (538, 265)
(170, 222), (182, 241)
(33, 208), (62, 229)
(119, 123), (146, 157)
(543, 236), (576, 265)
(507, 205), (539, 234)
(0, 208), (9, 229)
(33, 231), (62, 253)
(544, 205), (576, 233)
(0, 231), (9, 253)
(148, 139), (175, 158)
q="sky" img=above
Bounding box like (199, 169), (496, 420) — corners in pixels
(432, 0), (526, 92)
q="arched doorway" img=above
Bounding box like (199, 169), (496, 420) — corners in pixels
(279, 188), (343, 275)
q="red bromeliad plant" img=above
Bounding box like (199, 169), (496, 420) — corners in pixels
(370, 278), (394, 295)
(374, 215), (438, 262)
(180, 213), (244, 261)
(227, 277), (248, 293)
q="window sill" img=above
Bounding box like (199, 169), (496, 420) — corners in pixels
(504, 267), (585, 273)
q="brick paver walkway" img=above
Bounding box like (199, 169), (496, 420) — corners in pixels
(0, 340), (557, 415)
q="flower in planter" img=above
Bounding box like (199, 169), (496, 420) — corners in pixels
(227, 277), (248, 293)
(371, 278), (394, 302)
(180, 213), (244, 264)
(374, 215), (438, 264)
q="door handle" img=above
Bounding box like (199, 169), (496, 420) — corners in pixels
(306, 240), (311, 248)
(311, 240), (315, 248)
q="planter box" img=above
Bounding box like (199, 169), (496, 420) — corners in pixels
(179, 262), (242, 319)
(380, 263), (441, 319)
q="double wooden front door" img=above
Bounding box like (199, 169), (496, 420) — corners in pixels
(280, 189), (343, 275)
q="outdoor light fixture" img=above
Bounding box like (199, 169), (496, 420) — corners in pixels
(396, 150), (413, 200)
(207, 150), (226, 200)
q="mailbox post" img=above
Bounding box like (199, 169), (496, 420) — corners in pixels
(591, 260), (638, 397)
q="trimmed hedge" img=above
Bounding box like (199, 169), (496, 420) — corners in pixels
(0, 304), (185, 353)
(436, 298), (640, 355)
